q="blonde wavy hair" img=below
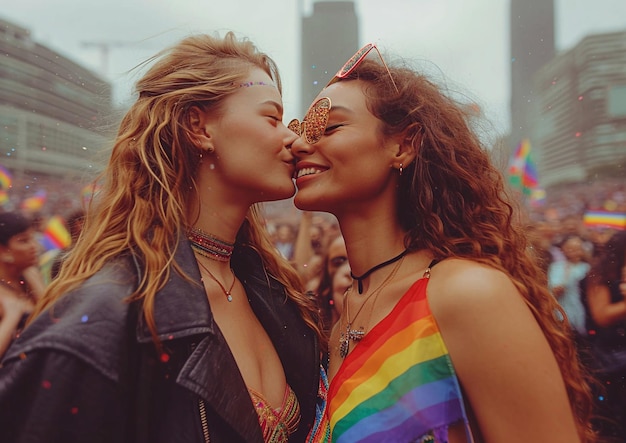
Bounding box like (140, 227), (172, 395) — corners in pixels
(32, 32), (322, 345)
(338, 59), (597, 441)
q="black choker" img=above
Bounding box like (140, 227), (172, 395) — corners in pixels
(350, 249), (408, 294)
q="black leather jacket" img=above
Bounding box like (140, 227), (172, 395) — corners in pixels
(0, 237), (320, 443)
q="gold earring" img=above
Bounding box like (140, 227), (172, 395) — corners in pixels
(399, 163), (403, 176)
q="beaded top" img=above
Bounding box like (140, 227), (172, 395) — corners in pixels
(249, 385), (301, 443)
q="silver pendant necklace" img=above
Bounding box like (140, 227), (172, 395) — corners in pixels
(339, 255), (406, 358)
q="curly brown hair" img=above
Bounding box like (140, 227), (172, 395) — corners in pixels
(31, 32), (322, 346)
(339, 58), (597, 441)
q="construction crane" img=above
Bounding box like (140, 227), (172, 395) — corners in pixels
(80, 41), (135, 76)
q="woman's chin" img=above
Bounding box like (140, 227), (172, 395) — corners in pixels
(294, 193), (328, 213)
(261, 184), (296, 203)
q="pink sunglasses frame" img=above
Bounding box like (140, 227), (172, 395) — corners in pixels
(288, 43), (398, 144)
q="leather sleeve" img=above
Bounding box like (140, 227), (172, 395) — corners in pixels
(0, 349), (131, 443)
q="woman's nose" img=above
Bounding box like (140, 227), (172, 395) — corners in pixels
(291, 135), (314, 157)
(283, 124), (299, 149)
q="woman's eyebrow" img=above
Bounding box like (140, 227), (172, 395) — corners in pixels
(329, 105), (353, 116)
(261, 100), (283, 114)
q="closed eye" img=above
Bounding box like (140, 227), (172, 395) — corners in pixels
(325, 124), (343, 133)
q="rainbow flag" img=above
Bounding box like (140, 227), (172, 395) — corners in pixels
(0, 164), (12, 190)
(40, 215), (72, 250)
(583, 211), (626, 230)
(529, 188), (547, 208)
(20, 189), (47, 211)
(327, 278), (470, 442)
(508, 138), (538, 195)
(0, 189), (8, 206)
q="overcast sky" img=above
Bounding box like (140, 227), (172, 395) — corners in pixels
(2, 0), (626, 137)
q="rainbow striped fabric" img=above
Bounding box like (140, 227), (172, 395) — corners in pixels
(0, 163), (12, 190)
(583, 210), (626, 230)
(307, 365), (331, 443)
(327, 277), (472, 443)
(508, 138), (538, 196)
(41, 215), (72, 250)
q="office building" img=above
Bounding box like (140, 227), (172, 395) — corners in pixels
(532, 31), (626, 187)
(0, 17), (112, 202)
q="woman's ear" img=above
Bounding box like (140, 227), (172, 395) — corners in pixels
(188, 106), (215, 153)
(388, 133), (417, 171)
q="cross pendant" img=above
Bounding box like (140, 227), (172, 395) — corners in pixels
(339, 323), (365, 358)
(348, 328), (365, 342)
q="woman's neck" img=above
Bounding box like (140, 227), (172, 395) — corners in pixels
(338, 215), (409, 278)
(187, 197), (249, 246)
(0, 268), (27, 295)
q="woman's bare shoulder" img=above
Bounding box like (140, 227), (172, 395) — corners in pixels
(427, 258), (516, 302)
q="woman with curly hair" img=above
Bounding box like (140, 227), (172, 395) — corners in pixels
(586, 230), (626, 440)
(290, 44), (595, 442)
(0, 33), (323, 443)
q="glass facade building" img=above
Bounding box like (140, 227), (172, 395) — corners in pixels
(0, 17), (112, 201)
(532, 31), (626, 187)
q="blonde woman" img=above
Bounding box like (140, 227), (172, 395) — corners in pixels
(0, 33), (323, 443)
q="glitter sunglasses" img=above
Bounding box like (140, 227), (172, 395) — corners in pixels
(288, 43), (398, 144)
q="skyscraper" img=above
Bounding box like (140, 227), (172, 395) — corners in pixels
(532, 31), (626, 186)
(299, 1), (359, 116)
(0, 17), (111, 195)
(509, 0), (555, 152)
(264, 1), (359, 220)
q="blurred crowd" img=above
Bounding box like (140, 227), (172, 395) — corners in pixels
(1, 176), (625, 439)
(267, 177), (626, 440)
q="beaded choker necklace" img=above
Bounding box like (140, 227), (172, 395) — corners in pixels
(350, 249), (408, 294)
(188, 227), (235, 262)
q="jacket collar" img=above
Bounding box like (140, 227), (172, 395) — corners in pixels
(135, 235), (216, 343)
(134, 236), (279, 343)
(135, 235), (318, 442)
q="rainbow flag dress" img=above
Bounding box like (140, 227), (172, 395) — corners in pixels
(327, 276), (473, 443)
